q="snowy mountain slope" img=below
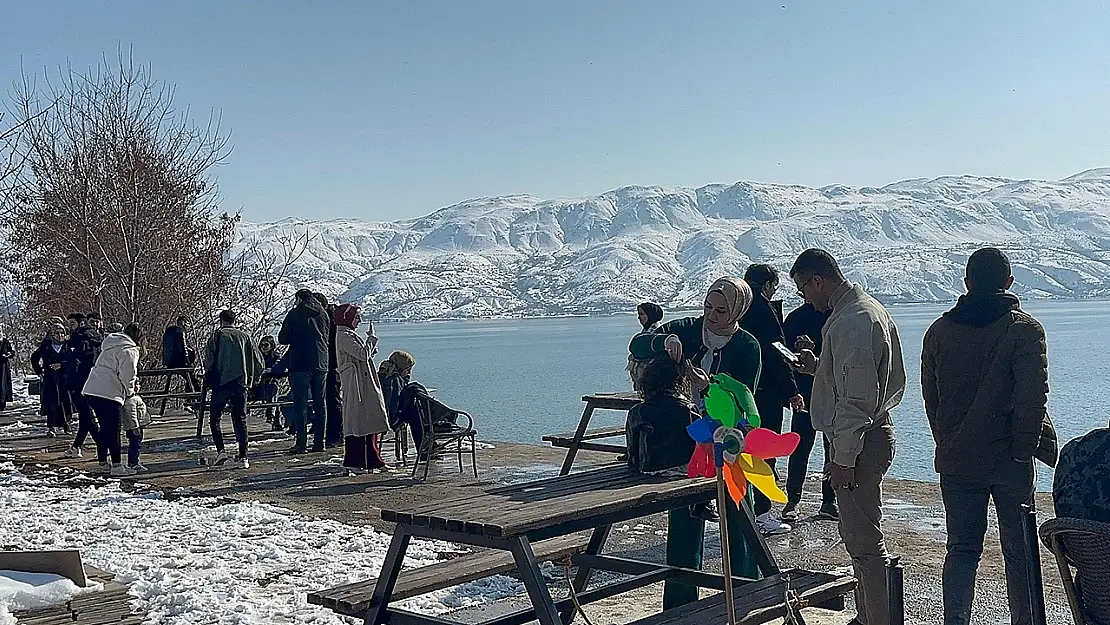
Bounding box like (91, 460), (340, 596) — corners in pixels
(234, 170), (1110, 320)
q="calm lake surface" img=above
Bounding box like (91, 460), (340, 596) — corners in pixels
(375, 299), (1110, 491)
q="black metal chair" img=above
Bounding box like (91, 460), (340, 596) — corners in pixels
(410, 395), (478, 481)
(1040, 516), (1110, 624)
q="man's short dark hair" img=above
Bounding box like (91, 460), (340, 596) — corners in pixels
(965, 247), (1012, 294)
(313, 292), (328, 307)
(789, 248), (844, 281)
(218, 309), (236, 324)
(295, 288), (314, 303)
(176, 315), (188, 325)
(67, 312), (86, 322)
(743, 264), (779, 291)
(124, 323), (142, 342)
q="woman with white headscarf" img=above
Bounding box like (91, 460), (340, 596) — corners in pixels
(629, 276), (764, 610)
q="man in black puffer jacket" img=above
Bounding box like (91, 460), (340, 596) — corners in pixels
(278, 289), (330, 453)
(740, 264), (804, 535)
(922, 248), (1058, 625)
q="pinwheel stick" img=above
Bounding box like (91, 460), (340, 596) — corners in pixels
(714, 445), (738, 625)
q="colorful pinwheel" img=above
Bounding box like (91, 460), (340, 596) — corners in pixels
(685, 373), (801, 505)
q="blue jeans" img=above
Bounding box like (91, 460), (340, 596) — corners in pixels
(290, 371), (326, 449)
(940, 459), (1035, 625)
(126, 428), (143, 466)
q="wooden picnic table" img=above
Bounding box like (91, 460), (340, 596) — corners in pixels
(311, 465), (854, 625)
(543, 391), (638, 475)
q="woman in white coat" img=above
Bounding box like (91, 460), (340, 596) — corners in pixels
(333, 304), (390, 474)
(82, 323), (142, 476)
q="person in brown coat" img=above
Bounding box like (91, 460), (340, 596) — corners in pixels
(921, 247), (1057, 625)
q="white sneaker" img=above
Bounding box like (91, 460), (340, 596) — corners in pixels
(756, 512), (792, 536)
(234, 457), (249, 470)
(47, 428), (57, 438)
(110, 464), (136, 477)
(63, 446), (82, 459)
(213, 451), (230, 466)
(128, 463), (149, 473)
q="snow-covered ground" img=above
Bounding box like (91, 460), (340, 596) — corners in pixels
(0, 462), (525, 624)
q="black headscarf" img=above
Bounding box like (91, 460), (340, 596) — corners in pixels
(638, 302), (664, 331)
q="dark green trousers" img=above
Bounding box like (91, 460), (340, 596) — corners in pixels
(662, 491), (762, 609)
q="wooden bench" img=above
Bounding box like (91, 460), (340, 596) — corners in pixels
(545, 392), (638, 475)
(543, 425), (626, 451)
(624, 569), (854, 624)
(308, 534), (588, 617)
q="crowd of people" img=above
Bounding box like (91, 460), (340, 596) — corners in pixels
(3, 244), (1105, 625)
(2, 289), (432, 478)
(624, 246), (1069, 625)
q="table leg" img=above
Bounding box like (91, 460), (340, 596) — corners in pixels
(366, 530), (412, 625)
(559, 525), (611, 624)
(509, 536), (563, 625)
(734, 496), (781, 576)
(158, 373), (172, 416)
(558, 403), (596, 476)
(195, 383), (208, 439)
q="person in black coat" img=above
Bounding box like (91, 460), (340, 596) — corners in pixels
(318, 296), (343, 448)
(278, 289), (331, 453)
(0, 330), (14, 412)
(31, 325), (73, 436)
(64, 320), (103, 457)
(162, 315), (199, 392)
(781, 301), (837, 522)
(740, 264), (804, 534)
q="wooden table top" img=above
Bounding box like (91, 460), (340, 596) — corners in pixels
(381, 465), (714, 540)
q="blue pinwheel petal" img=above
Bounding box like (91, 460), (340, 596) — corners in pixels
(686, 417), (719, 444)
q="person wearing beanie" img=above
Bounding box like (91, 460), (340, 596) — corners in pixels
(203, 309), (264, 468)
(333, 304), (390, 474)
(922, 247), (1057, 625)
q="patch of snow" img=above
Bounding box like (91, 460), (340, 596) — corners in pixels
(0, 465), (524, 623)
(0, 570), (102, 616)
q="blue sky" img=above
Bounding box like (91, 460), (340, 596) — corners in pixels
(3, 1), (1109, 222)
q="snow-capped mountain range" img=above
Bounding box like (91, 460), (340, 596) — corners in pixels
(236, 169), (1110, 321)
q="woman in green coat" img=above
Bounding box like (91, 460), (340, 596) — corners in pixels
(635, 276), (764, 609)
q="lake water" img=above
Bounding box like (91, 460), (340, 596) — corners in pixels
(374, 299), (1110, 491)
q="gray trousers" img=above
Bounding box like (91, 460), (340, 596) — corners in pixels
(837, 424), (895, 625)
(940, 459), (1035, 625)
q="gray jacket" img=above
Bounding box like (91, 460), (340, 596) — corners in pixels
(810, 282), (906, 467)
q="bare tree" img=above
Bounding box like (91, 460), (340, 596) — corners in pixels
(223, 227), (315, 337)
(5, 51), (236, 355)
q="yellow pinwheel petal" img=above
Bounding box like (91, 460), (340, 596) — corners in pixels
(739, 453), (788, 503)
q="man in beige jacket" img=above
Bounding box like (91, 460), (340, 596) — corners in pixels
(789, 248), (906, 625)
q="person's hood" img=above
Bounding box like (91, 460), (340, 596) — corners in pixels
(943, 291), (1021, 328)
(100, 332), (138, 352)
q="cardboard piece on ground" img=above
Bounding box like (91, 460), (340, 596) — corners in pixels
(0, 550), (86, 586)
